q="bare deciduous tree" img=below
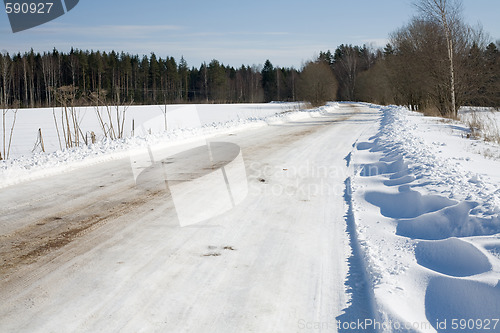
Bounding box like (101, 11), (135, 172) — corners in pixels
(387, 2), (490, 116)
(1, 51), (18, 160)
(333, 45), (359, 101)
(415, 0), (464, 115)
(298, 60), (338, 106)
(390, 19), (448, 111)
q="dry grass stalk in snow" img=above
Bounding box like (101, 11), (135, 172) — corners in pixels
(461, 108), (500, 144)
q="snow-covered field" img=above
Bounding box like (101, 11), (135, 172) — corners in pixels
(1, 102), (500, 332)
(3, 103), (306, 159)
(0, 102), (306, 188)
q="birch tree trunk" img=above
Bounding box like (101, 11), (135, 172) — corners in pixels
(415, 0), (462, 115)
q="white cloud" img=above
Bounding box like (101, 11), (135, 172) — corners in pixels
(362, 38), (390, 47)
(18, 22), (183, 38)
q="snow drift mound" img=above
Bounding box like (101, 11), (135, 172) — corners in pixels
(425, 277), (500, 333)
(358, 105), (500, 238)
(415, 238), (492, 277)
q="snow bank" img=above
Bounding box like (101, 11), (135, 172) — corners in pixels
(357, 105), (500, 240)
(350, 104), (500, 332)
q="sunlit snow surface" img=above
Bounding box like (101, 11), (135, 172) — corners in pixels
(0, 102), (311, 188)
(2, 102), (500, 332)
(352, 104), (500, 332)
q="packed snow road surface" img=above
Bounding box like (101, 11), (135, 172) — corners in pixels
(0, 104), (378, 332)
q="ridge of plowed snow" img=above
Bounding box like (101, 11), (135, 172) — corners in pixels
(351, 104), (500, 332)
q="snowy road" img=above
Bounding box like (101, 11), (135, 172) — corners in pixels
(0, 104), (379, 332)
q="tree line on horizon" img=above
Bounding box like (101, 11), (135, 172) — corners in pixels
(1, 0), (499, 115)
(0, 47), (341, 109)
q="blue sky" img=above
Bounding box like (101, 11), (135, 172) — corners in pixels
(1, 0), (499, 68)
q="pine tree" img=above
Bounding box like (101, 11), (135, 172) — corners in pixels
(261, 59), (276, 102)
(178, 56), (189, 101)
